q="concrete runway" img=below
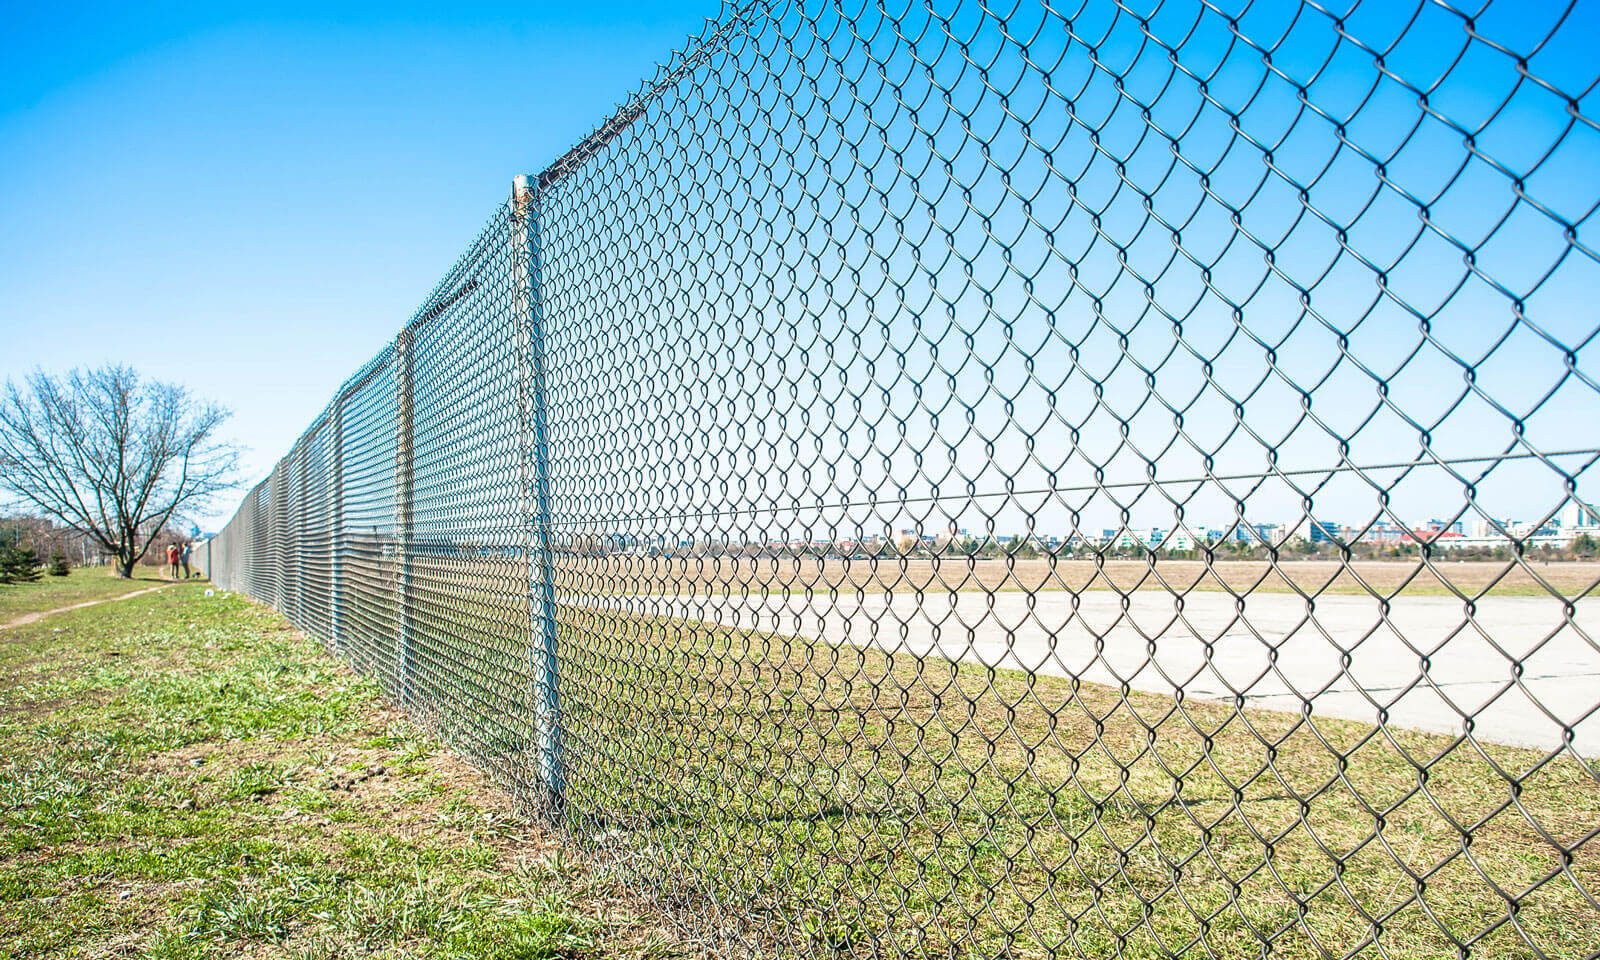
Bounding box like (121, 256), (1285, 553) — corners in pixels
(576, 590), (1600, 754)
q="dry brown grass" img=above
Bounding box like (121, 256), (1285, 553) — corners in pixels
(555, 555), (1600, 599)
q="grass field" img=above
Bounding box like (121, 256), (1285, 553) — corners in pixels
(0, 582), (692, 959)
(365, 571), (1600, 959)
(387, 610), (1600, 959)
(11, 569), (1595, 959)
(557, 613), (1600, 957)
(0, 565), (168, 623)
(567, 556), (1600, 599)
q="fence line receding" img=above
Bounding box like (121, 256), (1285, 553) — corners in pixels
(203, 1), (1600, 956)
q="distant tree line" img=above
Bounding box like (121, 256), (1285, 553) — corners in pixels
(0, 516), (78, 583)
(611, 533), (1599, 564)
(893, 534), (1600, 564)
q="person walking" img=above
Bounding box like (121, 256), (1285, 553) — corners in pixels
(166, 542), (181, 579)
(179, 541), (192, 579)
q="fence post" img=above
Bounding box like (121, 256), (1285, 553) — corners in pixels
(514, 173), (563, 815)
(395, 329), (415, 706)
(272, 466), (285, 611)
(330, 403), (344, 652)
(293, 446), (307, 628)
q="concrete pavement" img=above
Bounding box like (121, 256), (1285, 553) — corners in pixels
(574, 589), (1600, 754)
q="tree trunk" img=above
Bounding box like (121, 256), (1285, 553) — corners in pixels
(116, 559), (136, 579)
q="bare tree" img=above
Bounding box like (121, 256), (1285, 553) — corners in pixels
(0, 366), (239, 578)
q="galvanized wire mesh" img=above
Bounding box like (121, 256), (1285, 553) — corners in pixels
(202, 0), (1600, 956)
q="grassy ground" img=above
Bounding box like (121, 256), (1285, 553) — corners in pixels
(15, 568), (1592, 960)
(0, 565), (167, 623)
(539, 611), (1600, 958)
(283, 545), (1600, 959)
(382, 603), (1600, 960)
(0, 581), (694, 959)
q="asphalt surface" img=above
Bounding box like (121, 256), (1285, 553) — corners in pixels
(582, 589), (1600, 754)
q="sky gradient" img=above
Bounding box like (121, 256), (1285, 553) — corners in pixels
(0, 1), (720, 527)
(4, 0), (1595, 538)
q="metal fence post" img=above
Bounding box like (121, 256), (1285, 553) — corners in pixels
(514, 173), (563, 814)
(330, 402), (344, 652)
(395, 327), (415, 706)
(293, 446), (308, 628)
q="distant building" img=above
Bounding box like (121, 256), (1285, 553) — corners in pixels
(1424, 518), (1464, 537)
(1232, 522), (1280, 545)
(1560, 499), (1600, 532)
(1308, 519), (1342, 544)
(1111, 528), (1143, 552)
(1364, 523), (1405, 544)
(1469, 518), (1509, 539)
(1166, 528), (1198, 551)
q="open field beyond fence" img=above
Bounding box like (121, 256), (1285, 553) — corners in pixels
(556, 557), (1600, 601)
(395, 554), (1600, 754)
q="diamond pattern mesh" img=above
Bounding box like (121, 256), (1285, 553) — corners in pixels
(203, 1), (1599, 956)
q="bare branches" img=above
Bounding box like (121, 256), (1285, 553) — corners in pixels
(0, 366), (240, 577)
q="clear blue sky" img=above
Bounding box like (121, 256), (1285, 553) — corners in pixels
(0, 0), (718, 528)
(3, 0), (1595, 541)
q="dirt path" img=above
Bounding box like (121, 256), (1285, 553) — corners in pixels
(0, 582), (177, 631)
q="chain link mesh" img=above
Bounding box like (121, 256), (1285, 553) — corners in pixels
(202, 1), (1600, 955)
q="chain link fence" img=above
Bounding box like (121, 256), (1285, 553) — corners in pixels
(202, 0), (1600, 955)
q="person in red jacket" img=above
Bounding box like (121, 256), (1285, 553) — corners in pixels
(166, 543), (181, 579)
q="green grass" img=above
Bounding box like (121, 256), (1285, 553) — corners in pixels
(377, 587), (1600, 960)
(0, 583), (689, 959)
(0, 564), (168, 622)
(11, 569), (1593, 959)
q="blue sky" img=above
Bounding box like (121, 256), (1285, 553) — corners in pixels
(3, 0), (1595, 541)
(0, 1), (719, 527)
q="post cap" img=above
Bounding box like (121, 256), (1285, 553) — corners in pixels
(513, 174), (534, 216)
